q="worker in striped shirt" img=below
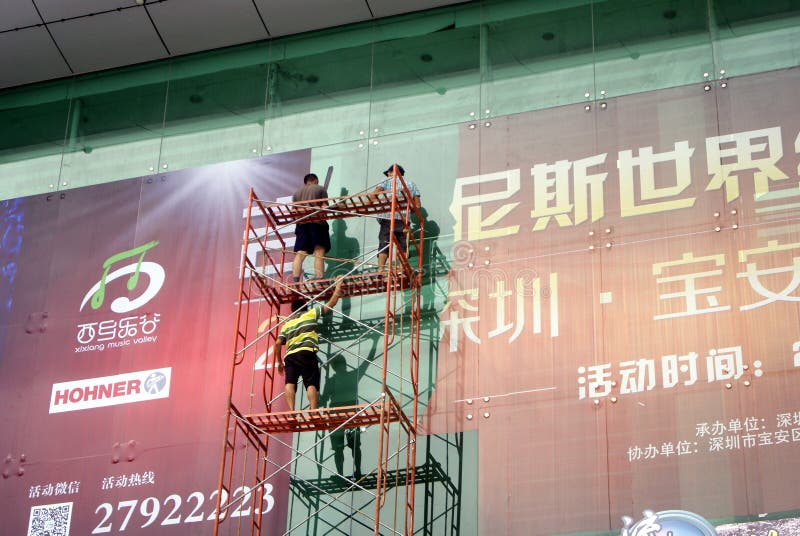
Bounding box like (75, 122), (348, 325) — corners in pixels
(275, 279), (344, 411)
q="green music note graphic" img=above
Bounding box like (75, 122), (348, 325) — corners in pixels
(91, 241), (159, 310)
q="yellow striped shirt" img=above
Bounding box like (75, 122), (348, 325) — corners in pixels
(278, 304), (322, 357)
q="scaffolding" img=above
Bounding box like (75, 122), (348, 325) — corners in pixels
(214, 168), (424, 535)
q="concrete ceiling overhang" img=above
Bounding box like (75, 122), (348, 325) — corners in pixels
(0, 0), (470, 89)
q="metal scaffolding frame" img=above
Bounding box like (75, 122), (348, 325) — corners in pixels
(214, 168), (424, 535)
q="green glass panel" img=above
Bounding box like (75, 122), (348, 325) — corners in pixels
(159, 48), (270, 170)
(264, 32), (373, 154)
(58, 65), (169, 189)
(370, 11), (481, 136)
(285, 123), (469, 534)
(592, 0), (714, 99)
(711, 0), (800, 78)
(0, 84), (71, 199)
(0, 154), (64, 200)
(0, 88), (70, 161)
(481, 1), (594, 116)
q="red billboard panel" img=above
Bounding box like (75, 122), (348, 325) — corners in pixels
(0, 152), (309, 535)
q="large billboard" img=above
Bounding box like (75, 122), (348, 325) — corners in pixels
(2, 66), (800, 536)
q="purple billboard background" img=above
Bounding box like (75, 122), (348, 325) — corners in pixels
(0, 151), (309, 535)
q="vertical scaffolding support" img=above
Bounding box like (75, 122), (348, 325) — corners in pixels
(214, 171), (424, 535)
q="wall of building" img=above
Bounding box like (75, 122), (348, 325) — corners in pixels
(3, 0), (799, 201)
(1, 1), (800, 535)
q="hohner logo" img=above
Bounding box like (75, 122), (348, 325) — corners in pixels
(50, 368), (171, 413)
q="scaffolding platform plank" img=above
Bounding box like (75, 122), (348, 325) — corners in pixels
(245, 399), (410, 435)
(290, 461), (448, 496)
(261, 268), (413, 305)
(260, 190), (415, 226)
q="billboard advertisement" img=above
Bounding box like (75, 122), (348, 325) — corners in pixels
(2, 67), (800, 535)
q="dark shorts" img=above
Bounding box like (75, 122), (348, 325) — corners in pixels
(378, 219), (406, 253)
(294, 222), (331, 254)
(284, 350), (321, 390)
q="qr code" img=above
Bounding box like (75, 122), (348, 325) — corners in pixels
(27, 501), (73, 536)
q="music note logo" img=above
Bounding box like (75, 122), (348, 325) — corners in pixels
(79, 241), (165, 314)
